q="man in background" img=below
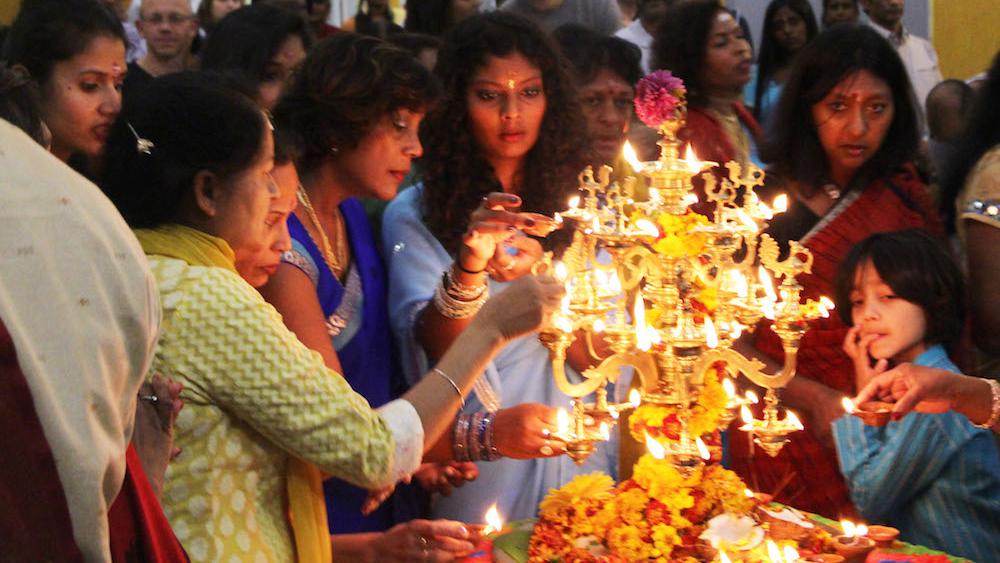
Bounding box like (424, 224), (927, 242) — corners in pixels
(124, 0), (197, 97)
(862, 0), (941, 123)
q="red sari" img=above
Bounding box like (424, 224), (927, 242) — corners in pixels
(729, 166), (942, 519)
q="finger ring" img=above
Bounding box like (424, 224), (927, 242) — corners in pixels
(139, 394), (158, 403)
(539, 444), (554, 456)
(419, 535), (430, 561)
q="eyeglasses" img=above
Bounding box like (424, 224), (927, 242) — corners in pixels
(141, 13), (194, 25)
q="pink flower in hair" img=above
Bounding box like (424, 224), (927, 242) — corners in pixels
(633, 70), (687, 128)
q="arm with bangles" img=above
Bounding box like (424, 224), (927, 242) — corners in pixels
(417, 192), (612, 463)
(854, 364), (1000, 433)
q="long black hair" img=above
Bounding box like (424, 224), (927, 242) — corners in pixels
(2, 0), (125, 85)
(939, 51), (1000, 232)
(762, 24), (919, 197)
(753, 0), (818, 119)
(100, 72), (267, 229)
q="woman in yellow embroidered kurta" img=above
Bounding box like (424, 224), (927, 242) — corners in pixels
(98, 72), (564, 562)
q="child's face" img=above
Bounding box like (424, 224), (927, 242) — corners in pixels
(849, 261), (927, 362)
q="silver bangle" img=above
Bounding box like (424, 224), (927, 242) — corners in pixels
(434, 367), (465, 410)
(433, 281), (488, 319)
(973, 379), (1000, 430)
(444, 269), (487, 300)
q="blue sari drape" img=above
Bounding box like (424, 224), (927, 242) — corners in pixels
(285, 198), (423, 533)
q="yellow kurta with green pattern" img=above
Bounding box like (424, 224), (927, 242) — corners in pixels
(149, 255), (397, 562)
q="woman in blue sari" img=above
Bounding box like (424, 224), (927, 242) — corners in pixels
(384, 12), (619, 523)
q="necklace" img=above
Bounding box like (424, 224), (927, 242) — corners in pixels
(820, 183), (842, 201)
(296, 185), (348, 281)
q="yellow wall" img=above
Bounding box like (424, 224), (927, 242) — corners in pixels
(0, 0), (21, 25)
(932, 0), (1000, 79)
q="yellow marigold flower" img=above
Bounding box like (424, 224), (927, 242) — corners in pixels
(539, 472), (615, 519)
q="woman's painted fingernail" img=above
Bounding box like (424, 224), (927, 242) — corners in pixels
(524, 218), (536, 227)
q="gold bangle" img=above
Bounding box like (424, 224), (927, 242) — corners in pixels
(973, 379), (1000, 430)
(433, 367), (465, 410)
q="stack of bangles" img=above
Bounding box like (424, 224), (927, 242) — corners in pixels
(452, 411), (502, 462)
(433, 266), (488, 319)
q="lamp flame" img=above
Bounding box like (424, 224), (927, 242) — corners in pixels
(629, 389), (642, 408)
(609, 271), (622, 293)
(682, 193), (700, 207)
(593, 319), (606, 333)
(635, 218), (660, 237)
(820, 296), (835, 311)
(783, 545), (800, 562)
(786, 410), (804, 430)
(635, 295), (651, 351)
(744, 488), (755, 498)
(759, 266), (778, 302)
(645, 432), (666, 460)
(649, 327), (662, 345)
(696, 436), (710, 460)
(622, 141), (643, 173)
(684, 144), (702, 173)
(599, 422), (610, 440)
(840, 520), (856, 538)
(705, 317), (718, 349)
(722, 378), (736, 398)
(568, 195), (580, 209)
(554, 212), (563, 225)
(741, 405), (755, 429)
(554, 261), (568, 281)
(556, 408), (570, 436)
(746, 390), (759, 404)
(766, 539), (782, 562)
(842, 397), (856, 414)
(484, 504), (503, 536)
(857, 524), (869, 537)
(719, 550), (732, 563)
(773, 194), (789, 213)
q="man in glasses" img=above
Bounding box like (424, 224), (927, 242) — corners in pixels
(124, 0), (198, 98)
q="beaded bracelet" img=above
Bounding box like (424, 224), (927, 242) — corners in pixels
(973, 379), (1000, 430)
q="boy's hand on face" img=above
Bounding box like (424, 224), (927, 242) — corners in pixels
(843, 326), (889, 389)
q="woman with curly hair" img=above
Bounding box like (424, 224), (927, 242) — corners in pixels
(383, 12), (617, 524)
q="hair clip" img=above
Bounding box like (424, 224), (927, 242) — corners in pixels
(126, 122), (155, 155)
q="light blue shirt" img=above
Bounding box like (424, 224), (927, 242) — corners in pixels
(382, 184), (618, 523)
(832, 345), (1000, 562)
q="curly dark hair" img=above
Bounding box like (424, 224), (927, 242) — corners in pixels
(762, 24), (920, 197)
(939, 51), (1000, 232)
(753, 0), (818, 119)
(834, 229), (965, 347)
(420, 12), (590, 254)
(651, 0), (728, 107)
(272, 32), (440, 175)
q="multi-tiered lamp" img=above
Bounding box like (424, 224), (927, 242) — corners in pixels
(536, 70), (834, 470)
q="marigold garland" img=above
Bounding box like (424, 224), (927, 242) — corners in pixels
(528, 459), (754, 561)
(628, 364), (729, 445)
